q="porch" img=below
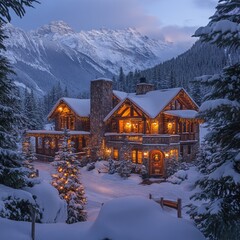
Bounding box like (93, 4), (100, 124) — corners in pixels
(25, 130), (90, 159)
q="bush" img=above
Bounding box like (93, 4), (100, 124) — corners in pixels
(0, 196), (42, 222)
(108, 159), (147, 179)
(165, 158), (190, 178)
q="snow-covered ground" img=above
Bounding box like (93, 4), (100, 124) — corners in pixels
(0, 160), (205, 240)
(33, 161), (201, 222)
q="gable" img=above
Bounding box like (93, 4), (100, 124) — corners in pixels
(104, 88), (182, 121)
(48, 98), (90, 120)
(163, 89), (199, 112)
(104, 99), (147, 122)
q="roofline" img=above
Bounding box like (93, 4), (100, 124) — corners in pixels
(104, 88), (185, 121)
(180, 87), (199, 109)
(47, 97), (90, 120)
(103, 96), (151, 122)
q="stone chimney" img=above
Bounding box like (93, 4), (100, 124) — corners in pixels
(90, 78), (113, 159)
(136, 77), (154, 95)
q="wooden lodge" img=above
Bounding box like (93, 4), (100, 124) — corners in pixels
(26, 78), (200, 177)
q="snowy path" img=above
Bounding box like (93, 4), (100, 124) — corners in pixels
(33, 161), (200, 221)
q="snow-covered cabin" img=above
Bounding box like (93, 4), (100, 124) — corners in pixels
(26, 78), (200, 177)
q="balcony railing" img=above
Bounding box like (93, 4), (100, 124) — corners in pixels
(180, 133), (197, 141)
(142, 134), (180, 145)
(105, 133), (180, 145)
(105, 133), (143, 143)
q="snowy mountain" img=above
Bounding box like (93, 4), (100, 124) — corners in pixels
(3, 21), (172, 96)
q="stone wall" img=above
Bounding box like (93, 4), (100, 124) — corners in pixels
(136, 83), (154, 95)
(90, 79), (113, 159)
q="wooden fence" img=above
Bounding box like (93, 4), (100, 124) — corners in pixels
(149, 193), (182, 218)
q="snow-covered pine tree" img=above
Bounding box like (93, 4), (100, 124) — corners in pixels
(189, 1), (240, 239)
(0, 1), (41, 222)
(52, 129), (87, 223)
(0, 24), (32, 189)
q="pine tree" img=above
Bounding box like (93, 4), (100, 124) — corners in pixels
(0, 24), (32, 189)
(118, 67), (126, 91)
(0, 0), (41, 222)
(189, 1), (240, 239)
(52, 130), (87, 223)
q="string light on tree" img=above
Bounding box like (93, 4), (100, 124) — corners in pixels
(52, 129), (87, 223)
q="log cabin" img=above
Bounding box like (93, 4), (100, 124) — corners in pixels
(26, 78), (200, 177)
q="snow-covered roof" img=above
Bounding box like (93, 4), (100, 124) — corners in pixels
(91, 78), (112, 82)
(164, 110), (198, 119)
(48, 97), (90, 119)
(105, 88), (183, 121)
(113, 90), (128, 100)
(26, 130), (90, 135)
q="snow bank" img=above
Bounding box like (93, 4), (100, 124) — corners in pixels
(84, 196), (205, 240)
(167, 170), (188, 184)
(24, 181), (67, 223)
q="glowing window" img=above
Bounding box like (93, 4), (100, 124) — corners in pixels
(113, 148), (119, 160)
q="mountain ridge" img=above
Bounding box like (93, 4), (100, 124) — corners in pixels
(3, 21), (174, 96)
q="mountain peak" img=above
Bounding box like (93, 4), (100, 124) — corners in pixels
(35, 20), (75, 36)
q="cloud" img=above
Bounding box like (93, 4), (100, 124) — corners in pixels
(12, 0), (161, 32)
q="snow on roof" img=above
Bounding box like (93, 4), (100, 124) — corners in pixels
(113, 90), (128, 100)
(164, 110), (198, 119)
(91, 78), (112, 82)
(26, 130), (90, 135)
(104, 88), (182, 121)
(48, 97), (90, 119)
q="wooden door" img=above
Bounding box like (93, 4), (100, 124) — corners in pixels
(150, 150), (164, 176)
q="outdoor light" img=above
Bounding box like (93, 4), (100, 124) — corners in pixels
(143, 151), (148, 157)
(168, 122), (173, 130)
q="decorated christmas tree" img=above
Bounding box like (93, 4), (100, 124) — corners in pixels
(52, 129), (87, 223)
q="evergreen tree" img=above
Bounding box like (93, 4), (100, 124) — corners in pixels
(118, 67), (126, 91)
(0, 0), (41, 222)
(52, 130), (87, 223)
(189, 1), (240, 239)
(0, 24), (31, 189)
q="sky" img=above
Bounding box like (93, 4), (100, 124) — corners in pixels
(11, 0), (218, 50)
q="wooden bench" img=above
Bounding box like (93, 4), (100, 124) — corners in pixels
(149, 193), (182, 218)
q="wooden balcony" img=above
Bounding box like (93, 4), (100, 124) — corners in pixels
(180, 133), (198, 141)
(142, 134), (180, 145)
(105, 133), (180, 145)
(105, 133), (143, 143)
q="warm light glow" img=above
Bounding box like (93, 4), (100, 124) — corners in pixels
(143, 151), (148, 157)
(168, 122), (173, 129)
(165, 153), (169, 157)
(126, 122), (131, 127)
(58, 107), (63, 112)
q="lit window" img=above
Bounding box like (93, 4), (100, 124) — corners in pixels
(132, 150), (143, 164)
(113, 148), (119, 160)
(151, 121), (158, 134)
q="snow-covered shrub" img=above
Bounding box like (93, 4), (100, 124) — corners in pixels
(165, 158), (190, 178)
(167, 170), (188, 184)
(79, 156), (92, 167)
(116, 160), (132, 179)
(0, 196), (41, 222)
(108, 159), (117, 174)
(86, 162), (95, 171)
(108, 159), (148, 179)
(140, 165), (148, 179)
